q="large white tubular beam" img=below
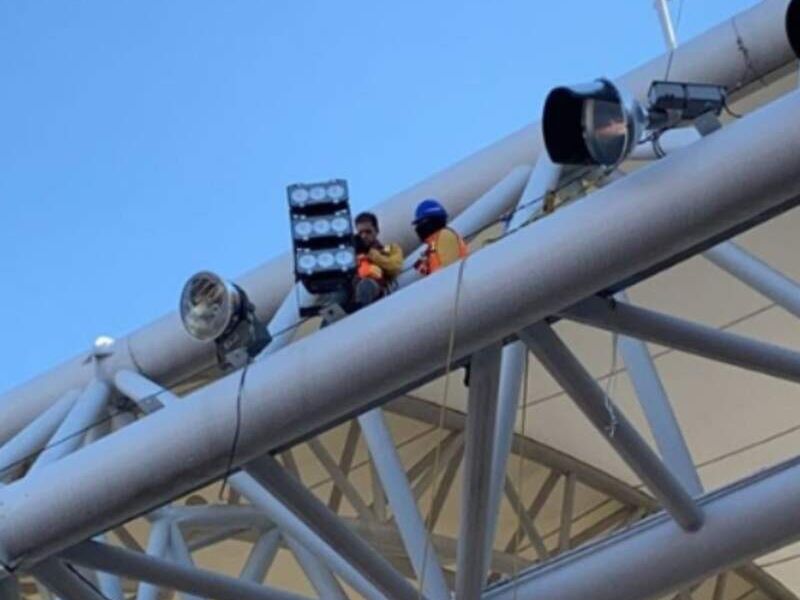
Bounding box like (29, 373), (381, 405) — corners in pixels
(705, 240), (800, 318)
(2, 0), (797, 440)
(3, 87), (800, 568)
(520, 324), (703, 531)
(564, 296), (800, 383)
(485, 456), (800, 600)
(456, 343), (502, 599)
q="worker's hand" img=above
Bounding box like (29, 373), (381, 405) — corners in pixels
(414, 258), (428, 275)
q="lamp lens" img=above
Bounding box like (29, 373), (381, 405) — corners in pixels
(336, 249), (355, 267)
(331, 216), (349, 234)
(317, 252), (335, 268)
(313, 219), (331, 235)
(327, 184), (345, 200)
(290, 188), (309, 204)
(294, 221), (313, 237)
(298, 254), (317, 270)
(179, 272), (237, 341)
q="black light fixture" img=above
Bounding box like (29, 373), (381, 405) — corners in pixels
(542, 78), (727, 167)
(288, 179), (357, 313)
(179, 271), (271, 370)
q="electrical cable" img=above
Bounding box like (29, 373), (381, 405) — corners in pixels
(218, 356), (252, 501)
(723, 99), (744, 119)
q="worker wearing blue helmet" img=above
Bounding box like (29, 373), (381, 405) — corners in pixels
(412, 199), (468, 276)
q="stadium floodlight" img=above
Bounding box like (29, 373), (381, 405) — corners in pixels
(542, 78), (726, 167)
(288, 179), (357, 307)
(179, 271), (271, 370)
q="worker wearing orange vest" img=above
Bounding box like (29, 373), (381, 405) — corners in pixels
(412, 199), (468, 276)
(352, 212), (403, 310)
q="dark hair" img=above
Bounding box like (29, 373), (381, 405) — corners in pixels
(355, 211), (379, 230)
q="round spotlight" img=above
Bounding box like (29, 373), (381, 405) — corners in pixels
(297, 254), (318, 271)
(543, 78), (645, 166)
(313, 219), (332, 235)
(330, 216), (350, 234)
(294, 221), (314, 238)
(327, 183), (345, 200)
(335, 249), (355, 267)
(290, 188), (310, 205)
(179, 271), (240, 342)
(317, 252), (335, 269)
(309, 186), (327, 201)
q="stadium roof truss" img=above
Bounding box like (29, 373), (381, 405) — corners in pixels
(3, 1), (800, 599)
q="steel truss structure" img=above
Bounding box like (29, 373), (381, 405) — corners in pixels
(4, 0), (800, 598)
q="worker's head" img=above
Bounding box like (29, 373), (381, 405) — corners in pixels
(412, 199), (448, 241)
(355, 212), (380, 247)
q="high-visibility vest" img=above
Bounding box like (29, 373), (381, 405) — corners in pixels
(417, 228), (468, 275)
(357, 255), (384, 282)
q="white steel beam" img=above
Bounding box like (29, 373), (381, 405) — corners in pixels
(0, 389), (78, 482)
(484, 455), (800, 600)
(654, 0), (678, 50)
(358, 408), (450, 600)
(456, 343), (503, 599)
(245, 455), (424, 600)
(520, 324), (703, 531)
(483, 155), (563, 579)
(114, 370), (376, 600)
(4, 86), (800, 569)
(1, 0), (797, 442)
(615, 291), (703, 496)
(29, 380), (109, 473)
(34, 559), (107, 600)
(63, 540), (312, 600)
(239, 530), (280, 584)
(564, 296), (800, 383)
(705, 240), (800, 319)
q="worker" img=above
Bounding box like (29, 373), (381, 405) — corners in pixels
(352, 211), (404, 309)
(412, 198), (472, 386)
(412, 199), (468, 276)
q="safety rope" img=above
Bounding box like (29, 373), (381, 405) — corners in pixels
(603, 332), (620, 438)
(417, 256), (468, 599)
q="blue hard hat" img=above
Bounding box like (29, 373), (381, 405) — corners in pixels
(413, 198), (448, 224)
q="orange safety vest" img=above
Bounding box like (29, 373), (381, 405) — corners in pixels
(417, 228), (468, 275)
(357, 255), (385, 282)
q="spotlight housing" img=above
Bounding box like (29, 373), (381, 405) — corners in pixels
(542, 78), (727, 167)
(179, 271), (271, 369)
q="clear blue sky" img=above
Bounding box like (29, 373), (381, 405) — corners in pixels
(0, 0), (758, 392)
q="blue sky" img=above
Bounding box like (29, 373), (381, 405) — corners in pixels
(0, 0), (758, 392)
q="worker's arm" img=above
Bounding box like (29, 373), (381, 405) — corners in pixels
(368, 243), (404, 278)
(430, 229), (463, 272)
